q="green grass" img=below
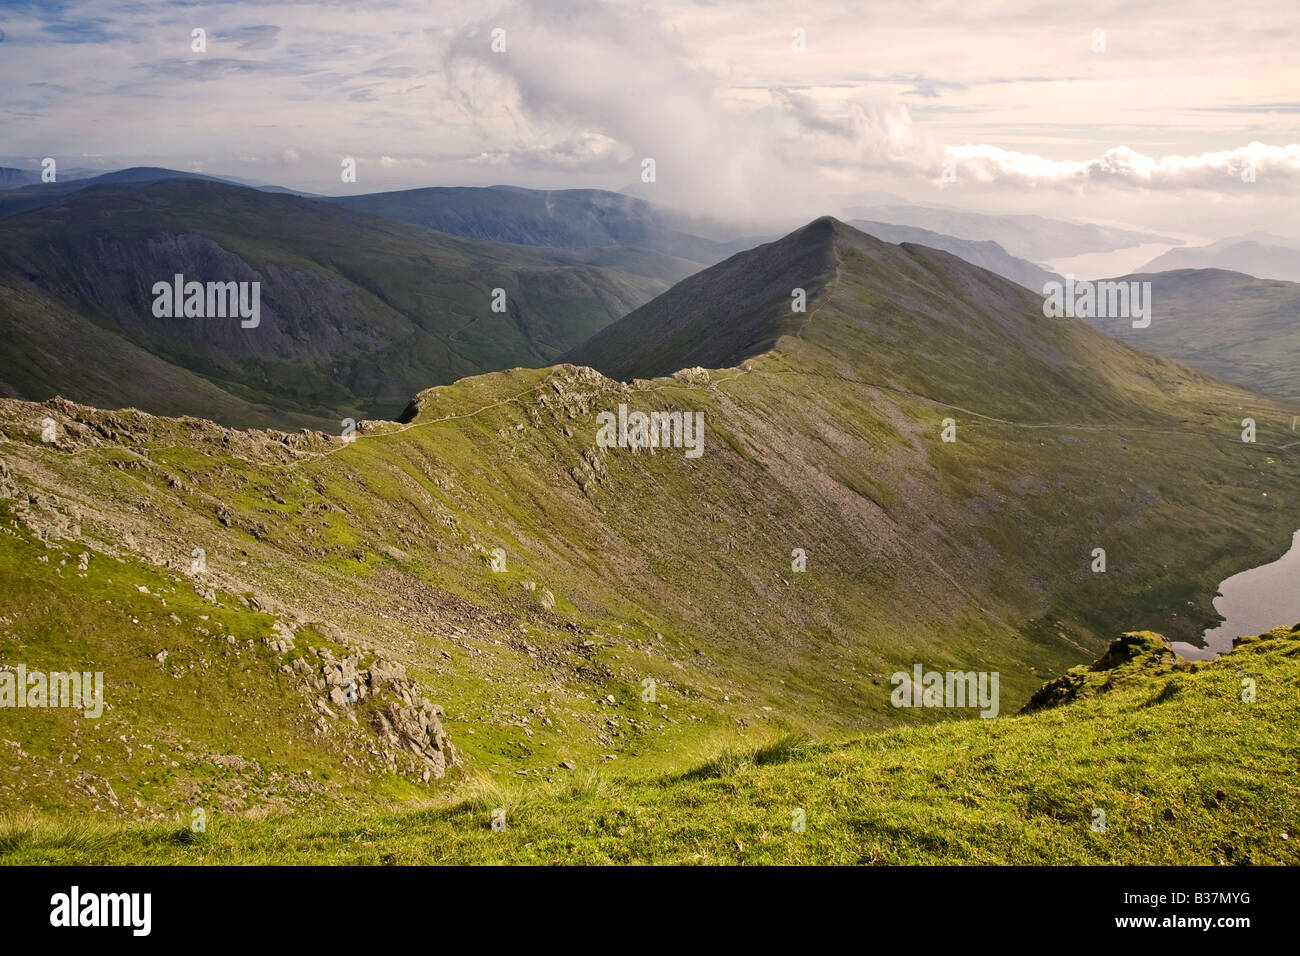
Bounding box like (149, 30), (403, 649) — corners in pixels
(4, 624), (1296, 865)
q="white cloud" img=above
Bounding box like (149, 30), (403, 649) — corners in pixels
(470, 131), (632, 171)
(4, 0), (1298, 230)
(945, 142), (1300, 190)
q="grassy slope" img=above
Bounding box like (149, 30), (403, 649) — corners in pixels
(0, 519), (430, 818)
(0, 342), (1295, 819)
(5, 623), (1296, 864)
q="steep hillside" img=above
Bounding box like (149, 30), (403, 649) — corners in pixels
(568, 217), (1222, 423)
(7, 623), (1297, 864)
(0, 180), (696, 427)
(849, 219), (1060, 290)
(1081, 269), (1300, 401)
(565, 217), (840, 378)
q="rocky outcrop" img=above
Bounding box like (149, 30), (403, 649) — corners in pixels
(372, 699), (455, 783)
(281, 635), (457, 782)
(1021, 631), (1184, 713)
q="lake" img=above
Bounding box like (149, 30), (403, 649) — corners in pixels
(1172, 529), (1300, 661)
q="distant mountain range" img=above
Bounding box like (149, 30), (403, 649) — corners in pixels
(1138, 232), (1300, 283)
(330, 185), (760, 267)
(1, 169), (759, 264)
(0, 167), (41, 188)
(0, 166), (242, 219)
(0, 178), (696, 426)
(0, 165), (104, 189)
(849, 219), (1060, 290)
(848, 203), (1180, 261)
(4, 164), (1297, 428)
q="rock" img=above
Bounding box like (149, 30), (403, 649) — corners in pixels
(559, 760), (575, 770)
(265, 620), (296, 653)
(371, 698), (457, 780)
(154, 650), (169, 664)
(270, 624), (297, 655)
(672, 366), (710, 386)
(367, 658), (406, 687)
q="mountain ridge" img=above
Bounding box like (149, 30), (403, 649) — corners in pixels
(329, 184), (761, 265)
(0, 178), (699, 427)
(848, 218), (1060, 290)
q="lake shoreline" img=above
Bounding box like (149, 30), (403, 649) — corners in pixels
(1173, 528), (1300, 661)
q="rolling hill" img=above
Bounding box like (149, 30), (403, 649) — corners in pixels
(1080, 269), (1300, 401)
(0, 179), (699, 427)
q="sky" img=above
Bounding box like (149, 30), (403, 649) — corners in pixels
(1, 0), (1298, 236)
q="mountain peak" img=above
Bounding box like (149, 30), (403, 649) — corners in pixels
(565, 215), (1195, 425)
(788, 214), (858, 249)
(564, 216), (852, 378)
(565, 214), (1048, 383)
